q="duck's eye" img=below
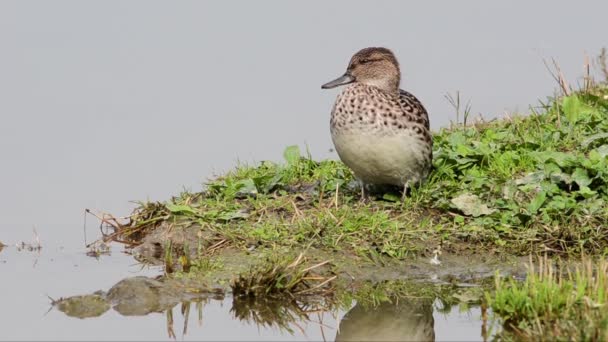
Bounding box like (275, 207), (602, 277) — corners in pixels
(360, 59), (371, 64)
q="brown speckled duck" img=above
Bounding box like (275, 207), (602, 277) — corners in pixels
(322, 47), (432, 198)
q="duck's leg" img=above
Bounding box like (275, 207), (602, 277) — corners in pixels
(401, 181), (410, 201)
(359, 180), (370, 203)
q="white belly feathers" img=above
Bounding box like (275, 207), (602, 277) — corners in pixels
(331, 129), (428, 186)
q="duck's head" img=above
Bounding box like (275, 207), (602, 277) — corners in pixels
(322, 47), (400, 93)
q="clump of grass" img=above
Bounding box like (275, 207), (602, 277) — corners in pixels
(227, 253), (337, 333)
(231, 253), (335, 299)
(486, 256), (608, 340)
(206, 145), (353, 201)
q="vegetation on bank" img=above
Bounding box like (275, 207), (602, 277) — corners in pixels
(112, 80), (608, 261)
(487, 257), (608, 341)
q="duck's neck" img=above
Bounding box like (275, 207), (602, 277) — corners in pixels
(360, 76), (400, 94)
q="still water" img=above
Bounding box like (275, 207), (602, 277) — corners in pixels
(1, 235), (486, 340)
(1, 1), (607, 340)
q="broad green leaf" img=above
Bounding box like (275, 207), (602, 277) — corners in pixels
(540, 181), (561, 194)
(382, 193), (401, 202)
(283, 145), (301, 166)
(582, 133), (608, 148)
(577, 186), (597, 199)
(451, 193), (496, 217)
(447, 131), (467, 146)
(501, 184), (517, 200)
(571, 168), (592, 187)
(515, 171), (545, 186)
(543, 162), (563, 176)
(545, 152), (576, 167)
(527, 191), (546, 214)
(595, 145), (608, 158)
(532, 151), (575, 168)
(455, 144), (475, 157)
(455, 157), (477, 165)
(562, 95), (581, 124)
(235, 178), (258, 195)
(544, 195), (576, 212)
(550, 172), (572, 185)
(256, 173), (283, 193)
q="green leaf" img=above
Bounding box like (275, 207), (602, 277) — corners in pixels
(562, 95), (581, 124)
(577, 186), (597, 199)
(256, 173), (283, 193)
(595, 145), (608, 158)
(455, 157), (478, 166)
(382, 193), (401, 202)
(235, 178), (258, 195)
(283, 145), (301, 166)
(447, 131), (467, 146)
(218, 209), (250, 221)
(571, 168), (592, 187)
(549, 172), (572, 185)
(450, 193), (497, 217)
(515, 171), (545, 186)
(501, 184), (517, 200)
(540, 181), (561, 195)
(581, 133), (608, 148)
(166, 204), (198, 215)
(534, 151), (576, 168)
(527, 191), (546, 214)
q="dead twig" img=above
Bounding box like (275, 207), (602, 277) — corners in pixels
(301, 259), (332, 273)
(85, 209), (123, 231)
(295, 275), (337, 295)
(583, 52), (593, 91)
(543, 57), (571, 96)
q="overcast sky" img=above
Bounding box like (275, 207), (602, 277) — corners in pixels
(1, 0), (607, 227)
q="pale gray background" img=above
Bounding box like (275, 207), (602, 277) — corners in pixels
(0, 1), (606, 340)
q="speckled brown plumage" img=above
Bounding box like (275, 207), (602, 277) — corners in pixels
(322, 47), (432, 193)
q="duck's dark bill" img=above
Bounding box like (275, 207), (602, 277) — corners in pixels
(321, 74), (355, 89)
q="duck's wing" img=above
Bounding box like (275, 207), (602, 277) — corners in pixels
(398, 89), (430, 130)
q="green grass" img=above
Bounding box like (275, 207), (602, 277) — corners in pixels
(231, 253), (334, 299)
(116, 81), (608, 261)
(425, 87), (608, 255)
(486, 257), (608, 341)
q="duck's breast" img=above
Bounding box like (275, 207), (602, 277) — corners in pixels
(331, 129), (429, 185)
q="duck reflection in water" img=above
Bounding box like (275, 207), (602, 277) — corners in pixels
(335, 297), (434, 341)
